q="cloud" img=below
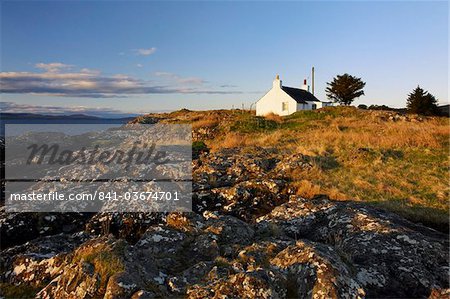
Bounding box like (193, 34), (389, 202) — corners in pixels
(154, 72), (174, 77)
(136, 64), (143, 68)
(35, 62), (73, 73)
(0, 101), (136, 118)
(134, 47), (157, 56)
(0, 64), (241, 97)
(154, 71), (206, 85)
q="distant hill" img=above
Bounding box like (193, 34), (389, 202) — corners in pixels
(0, 113), (137, 136)
(0, 112), (135, 121)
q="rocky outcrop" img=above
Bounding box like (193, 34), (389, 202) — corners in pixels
(2, 196), (448, 298)
(0, 147), (448, 298)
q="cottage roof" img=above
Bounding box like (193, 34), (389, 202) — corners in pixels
(281, 86), (321, 103)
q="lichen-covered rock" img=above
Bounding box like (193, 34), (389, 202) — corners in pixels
(36, 237), (127, 299)
(1, 231), (90, 289)
(187, 269), (287, 299)
(257, 196), (450, 298)
(85, 212), (165, 242)
(270, 240), (365, 299)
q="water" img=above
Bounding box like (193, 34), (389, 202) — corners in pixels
(0, 117), (133, 136)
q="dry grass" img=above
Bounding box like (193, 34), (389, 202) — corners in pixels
(166, 212), (193, 232)
(277, 108), (449, 230)
(299, 117), (448, 150)
(217, 132), (247, 148)
(293, 180), (322, 198)
(208, 107), (449, 231)
(136, 107), (449, 231)
(210, 130), (285, 151)
(73, 240), (125, 293)
(264, 112), (284, 123)
(192, 116), (219, 129)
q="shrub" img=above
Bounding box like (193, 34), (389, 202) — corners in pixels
(192, 141), (209, 158)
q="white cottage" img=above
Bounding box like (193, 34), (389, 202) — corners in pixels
(256, 75), (332, 116)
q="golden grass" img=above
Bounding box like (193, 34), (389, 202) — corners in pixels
(264, 112), (284, 123)
(192, 116), (219, 129)
(207, 107), (450, 231)
(210, 130), (285, 151)
(73, 240), (125, 293)
(143, 107), (448, 231)
(293, 179), (322, 198)
(166, 212), (193, 232)
(296, 117), (449, 150)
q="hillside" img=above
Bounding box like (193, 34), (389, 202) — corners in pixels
(134, 106), (450, 232)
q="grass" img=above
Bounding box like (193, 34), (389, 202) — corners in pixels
(230, 114), (280, 133)
(192, 116), (219, 129)
(73, 240), (126, 293)
(139, 107), (450, 232)
(225, 108), (449, 231)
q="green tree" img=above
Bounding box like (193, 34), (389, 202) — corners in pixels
(326, 74), (366, 105)
(406, 86), (439, 116)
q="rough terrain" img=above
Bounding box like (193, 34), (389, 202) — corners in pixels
(1, 108), (449, 298)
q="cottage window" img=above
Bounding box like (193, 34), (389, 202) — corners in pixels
(282, 102), (288, 111)
(312, 104), (317, 110)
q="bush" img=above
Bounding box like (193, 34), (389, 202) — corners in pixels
(192, 141), (209, 158)
(368, 104), (395, 111)
(357, 104), (368, 109)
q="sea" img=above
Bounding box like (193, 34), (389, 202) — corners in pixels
(0, 116), (134, 136)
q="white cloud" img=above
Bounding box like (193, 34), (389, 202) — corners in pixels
(35, 62), (73, 73)
(154, 71), (206, 85)
(135, 47), (157, 56)
(80, 68), (101, 75)
(0, 64), (240, 97)
(136, 64), (143, 68)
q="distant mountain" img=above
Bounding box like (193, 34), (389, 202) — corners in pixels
(0, 113), (138, 136)
(0, 112), (136, 121)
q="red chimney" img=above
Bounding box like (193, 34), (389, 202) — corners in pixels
(303, 79), (307, 85)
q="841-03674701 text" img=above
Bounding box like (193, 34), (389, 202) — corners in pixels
(8, 191), (180, 201)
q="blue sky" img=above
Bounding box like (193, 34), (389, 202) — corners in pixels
(1, 1), (448, 116)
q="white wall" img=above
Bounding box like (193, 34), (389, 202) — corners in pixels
(256, 79), (298, 116)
